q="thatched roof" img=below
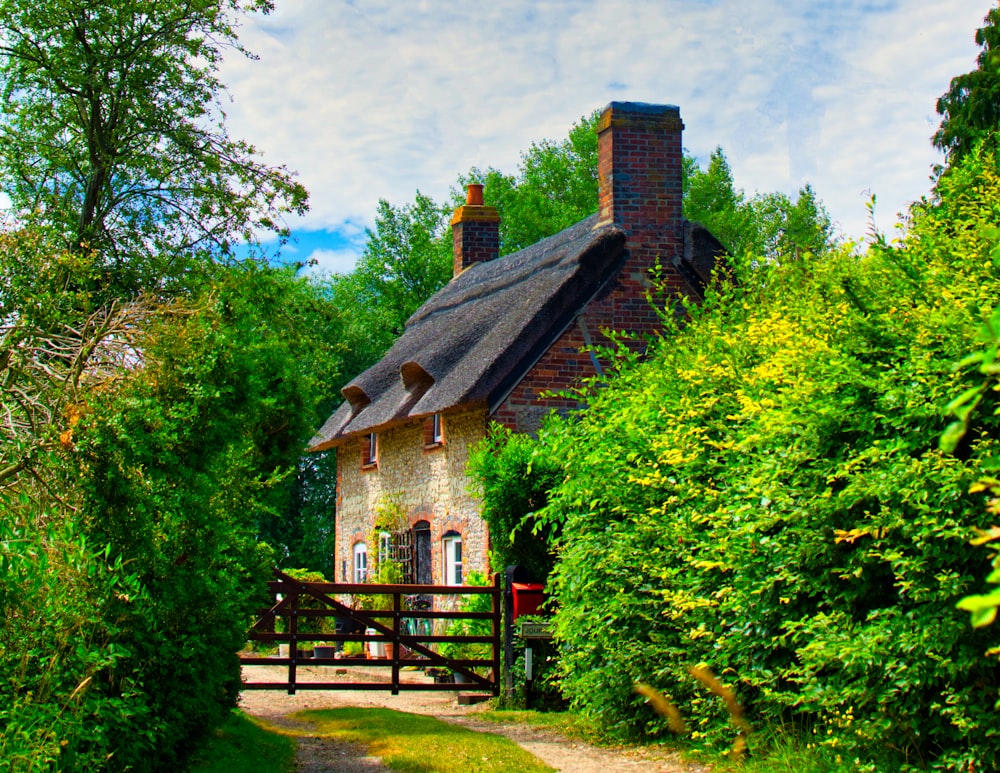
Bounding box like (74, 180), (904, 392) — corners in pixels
(309, 214), (724, 451)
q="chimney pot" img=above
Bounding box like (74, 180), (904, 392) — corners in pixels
(451, 183), (500, 276)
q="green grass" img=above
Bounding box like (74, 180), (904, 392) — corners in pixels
(185, 710), (295, 773)
(473, 709), (596, 740)
(294, 707), (554, 773)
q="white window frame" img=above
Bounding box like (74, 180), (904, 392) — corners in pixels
(378, 531), (392, 566)
(432, 413), (444, 444)
(353, 541), (368, 583)
(442, 532), (463, 586)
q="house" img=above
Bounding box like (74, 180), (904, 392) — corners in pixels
(308, 101), (724, 586)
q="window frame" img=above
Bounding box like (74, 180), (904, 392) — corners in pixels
(353, 541), (368, 583)
(423, 413), (444, 449)
(442, 531), (463, 586)
(361, 432), (378, 468)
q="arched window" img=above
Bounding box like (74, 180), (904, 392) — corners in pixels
(353, 541), (368, 583)
(442, 531), (463, 586)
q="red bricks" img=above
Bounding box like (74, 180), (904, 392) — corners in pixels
(495, 102), (687, 432)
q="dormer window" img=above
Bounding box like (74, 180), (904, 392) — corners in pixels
(361, 433), (378, 469)
(423, 414), (444, 449)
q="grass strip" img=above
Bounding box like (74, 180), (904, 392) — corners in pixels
(186, 710), (295, 773)
(295, 707), (554, 773)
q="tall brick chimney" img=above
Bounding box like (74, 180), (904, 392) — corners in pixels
(596, 102), (684, 290)
(451, 183), (500, 276)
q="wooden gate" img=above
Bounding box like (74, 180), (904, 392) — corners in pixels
(240, 569), (501, 695)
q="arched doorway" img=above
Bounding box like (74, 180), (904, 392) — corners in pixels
(413, 520), (432, 585)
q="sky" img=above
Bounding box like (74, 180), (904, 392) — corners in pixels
(217, 0), (995, 275)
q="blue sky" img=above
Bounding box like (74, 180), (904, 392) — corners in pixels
(219, 0), (994, 275)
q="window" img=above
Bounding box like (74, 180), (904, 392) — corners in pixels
(353, 541), (368, 582)
(442, 531), (463, 586)
(378, 531), (392, 566)
(361, 433), (377, 468)
(423, 414), (444, 448)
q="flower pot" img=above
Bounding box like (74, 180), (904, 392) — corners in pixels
(366, 628), (385, 659)
(314, 645), (336, 659)
(278, 643), (290, 659)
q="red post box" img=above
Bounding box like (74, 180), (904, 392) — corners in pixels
(512, 582), (545, 620)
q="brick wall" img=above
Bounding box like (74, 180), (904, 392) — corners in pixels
(335, 408), (489, 584)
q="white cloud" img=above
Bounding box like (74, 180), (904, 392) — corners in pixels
(303, 247), (364, 277)
(219, 0), (995, 249)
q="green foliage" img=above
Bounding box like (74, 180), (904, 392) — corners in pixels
(265, 451), (338, 579)
(0, 240), (341, 770)
(62, 266), (336, 770)
(439, 571), (493, 668)
(348, 192), (453, 340)
(0, 0), (306, 296)
(934, 7), (1000, 163)
(465, 111), (600, 255)
(946, 298), (1000, 657)
(534, 144), (1000, 769)
(684, 147), (834, 268)
(468, 425), (562, 578)
(0, 493), (150, 771)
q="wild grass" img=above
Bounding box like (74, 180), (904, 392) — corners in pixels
(185, 710), (295, 773)
(294, 707), (554, 773)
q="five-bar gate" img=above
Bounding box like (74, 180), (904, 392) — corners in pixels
(240, 569), (502, 695)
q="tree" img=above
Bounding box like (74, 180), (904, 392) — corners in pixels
(465, 111), (600, 255)
(0, 0), (307, 296)
(348, 192), (452, 340)
(934, 6), (1000, 163)
(684, 147), (833, 266)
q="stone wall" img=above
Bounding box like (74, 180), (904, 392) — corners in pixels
(334, 408), (490, 584)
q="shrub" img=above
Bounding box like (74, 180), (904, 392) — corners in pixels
(537, 146), (1000, 769)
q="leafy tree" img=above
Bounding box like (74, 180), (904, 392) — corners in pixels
(69, 263), (340, 770)
(684, 147), (833, 266)
(466, 111), (600, 255)
(0, 2), (342, 765)
(346, 192), (452, 341)
(934, 6), (1000, 163)
(0, 0), (307, 296)
(467, 425), (563, 579)
(261, 450), (338, 578)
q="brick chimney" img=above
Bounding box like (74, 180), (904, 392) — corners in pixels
(451, 183), (500, 276)
(596, 102), (684, 288)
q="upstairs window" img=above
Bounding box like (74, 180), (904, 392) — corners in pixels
(361, 433), (378, 468)
(442, 531), (463, 586)
(423, 413), (444, 448)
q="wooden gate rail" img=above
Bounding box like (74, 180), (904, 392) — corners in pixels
(240, 569), (502, 695)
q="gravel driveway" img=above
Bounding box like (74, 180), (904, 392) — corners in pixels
(239, 664), (709, 772)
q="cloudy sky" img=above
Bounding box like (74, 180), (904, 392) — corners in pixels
(218, 0), (994, 275)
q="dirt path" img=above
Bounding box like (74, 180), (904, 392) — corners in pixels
(239, 665), (709, 773)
